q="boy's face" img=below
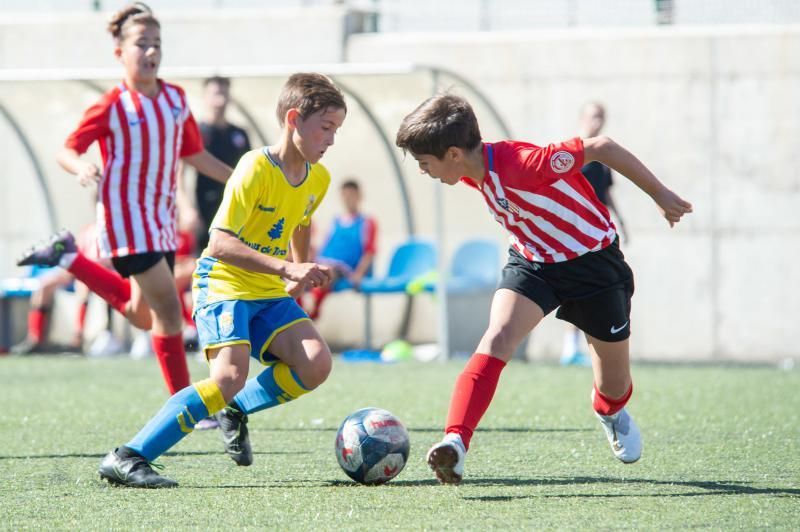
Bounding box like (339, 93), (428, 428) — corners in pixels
(581, 105), (605, 137)
(412, 149), (462, 186)
(341, 186), (361, 213)
(291, 106), (346, 164)
(204, 81), (230, 115)
(116, 23), (161, 84)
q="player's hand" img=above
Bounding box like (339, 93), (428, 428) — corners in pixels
(654, 188), (693, 227)
(284, 280), (306, 299)
(77, 162), (101, 187)
(284, 262), (333, 288)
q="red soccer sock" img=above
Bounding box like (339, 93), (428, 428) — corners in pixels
(444, 353), (507, 450)
(307, 287), (331, 320)
(179, 297), (193, 326)
(75, 301), (88, 335)
(592, 382), (633, 416)
(152, 333), (191, 395)
(28, 307), (48, 343)
(68, 253), (131, 315)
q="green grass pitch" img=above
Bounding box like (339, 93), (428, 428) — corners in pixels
(1, 356), (798, 529)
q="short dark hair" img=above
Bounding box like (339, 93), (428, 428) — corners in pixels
(341, 179), (360, 191)
(395, 93), (482, 159)
(203, 76), (231, 89)
(275, 73), (347, 126)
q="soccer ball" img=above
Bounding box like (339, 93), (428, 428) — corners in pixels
(335, 407), (410, 485)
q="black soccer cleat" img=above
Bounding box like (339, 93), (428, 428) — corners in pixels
(216, 407), (253, 466)
(17, 230), (77, 267)
(98, 449), (178, 489)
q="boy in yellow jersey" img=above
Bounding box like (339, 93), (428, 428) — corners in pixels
(98, 73), (346, 488)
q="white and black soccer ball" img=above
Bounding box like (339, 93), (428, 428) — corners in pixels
(335, 407), (410, 485)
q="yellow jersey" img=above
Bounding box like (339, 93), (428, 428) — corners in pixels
(192, 148), (330, 306)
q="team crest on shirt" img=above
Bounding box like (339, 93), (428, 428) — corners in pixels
(550, 150), (575, 174)
(303, 195), (316, 217)
(497, 197), (521, 215)
(171, 106), (181, 119)
(232, 131), (248, 149)
(268, 218), (285, 240)
(218, 311), (234, 336)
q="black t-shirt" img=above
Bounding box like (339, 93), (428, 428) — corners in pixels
(581, 161), (613, 206)
(196, 122), (251, 247)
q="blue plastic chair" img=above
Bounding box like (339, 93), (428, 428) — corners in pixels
(356, 239), (437, 349)
(360, 240), (437, 294)
(418, 239), (499, 295)
(446, 239), (499, 294)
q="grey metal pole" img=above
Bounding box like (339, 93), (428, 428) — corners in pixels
(431, 70), (451, 362)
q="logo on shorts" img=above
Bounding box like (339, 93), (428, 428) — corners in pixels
(218, 311), (234, 336)
(550, 151), (575, 174)
(610, 321), (629, 334)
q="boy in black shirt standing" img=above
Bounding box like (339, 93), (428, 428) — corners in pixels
(194, 76), (252, 251)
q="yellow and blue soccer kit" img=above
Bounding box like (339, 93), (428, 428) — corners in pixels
(125, 148), (331, 461)
(193, 147), (330, 363)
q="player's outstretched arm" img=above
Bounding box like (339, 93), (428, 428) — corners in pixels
(56, 148), (100, 187)
(208, 228), (332, 287)
(583, 136), (693, 227)
(183, 149), (234, 184)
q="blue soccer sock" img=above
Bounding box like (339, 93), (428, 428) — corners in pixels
(231, 362), (310, 415)
(126, 378), (226, 461)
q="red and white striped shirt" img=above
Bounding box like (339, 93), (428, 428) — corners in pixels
(65, 80), (203, 258)
(461, 139), (617, 263)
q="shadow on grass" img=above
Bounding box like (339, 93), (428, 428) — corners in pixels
(455, 476), (800, 500)
(247, 426), (591, 433)
(182, 476), (800, 496)
(0, 450), (307, 460)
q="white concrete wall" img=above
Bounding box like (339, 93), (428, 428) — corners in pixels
(0, 7), (347, 69)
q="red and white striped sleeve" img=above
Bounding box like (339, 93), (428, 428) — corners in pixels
(64, 91), (115, 154)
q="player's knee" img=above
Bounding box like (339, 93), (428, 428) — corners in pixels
(480, 327), (517, 361)
(213, 369), (248, 403)
(149, 297), (183, 331)
(297, 347), (332, 389)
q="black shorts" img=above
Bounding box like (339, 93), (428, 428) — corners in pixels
(111, 252), (175, 278)
(498, 238), (634, 342)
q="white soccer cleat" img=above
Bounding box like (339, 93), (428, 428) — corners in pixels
(426, 433), (466, 484)
(595, 407), (642, 463)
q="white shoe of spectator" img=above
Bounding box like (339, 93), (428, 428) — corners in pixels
(87, 330), (123, 358)
(130, 331), (153, 360)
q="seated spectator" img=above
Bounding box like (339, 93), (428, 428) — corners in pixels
(306, 179), (377, 320)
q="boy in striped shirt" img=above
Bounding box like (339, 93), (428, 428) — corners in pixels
(395, 93), (692, 484)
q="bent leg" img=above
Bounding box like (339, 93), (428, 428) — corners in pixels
(446, 289), (545, 450)
(231, 320), (331, 415)
(122, 344), (247, 462)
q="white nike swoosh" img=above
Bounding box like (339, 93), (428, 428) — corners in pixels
(610, 321), (629, 334)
